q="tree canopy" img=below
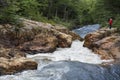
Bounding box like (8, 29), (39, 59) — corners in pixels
(0, 0), (120, 28)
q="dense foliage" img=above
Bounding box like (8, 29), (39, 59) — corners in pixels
(0, 0), (120, 28)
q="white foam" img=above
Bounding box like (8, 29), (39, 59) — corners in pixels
(27, 40), (113, 64)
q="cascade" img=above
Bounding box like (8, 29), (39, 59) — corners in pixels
(0, 24), (119, 80)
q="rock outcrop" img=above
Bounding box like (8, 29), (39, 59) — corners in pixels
(51, 29), (72, 48)
(0, 18), (81, 53)
(56, 28), (83, 41)
(84, 28), (120, 59)
(0, 57), (37, 75)
(0, 47), (26, 59)
(20, 35), (58, 54)
(0, 18), (81, 75)
(0, 46), (37, 75)
(17, 18), (79, 53)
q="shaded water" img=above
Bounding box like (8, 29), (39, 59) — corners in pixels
(0, 24), (120, 80)
(0, 61), (120, 80)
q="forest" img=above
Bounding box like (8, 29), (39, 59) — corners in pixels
(0, 0), (120, 29)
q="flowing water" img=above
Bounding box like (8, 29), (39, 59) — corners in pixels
(0, 24), (120, 80)
(73, 24), (100, 38)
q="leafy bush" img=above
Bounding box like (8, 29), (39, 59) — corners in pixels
(113, 15), (120, 29)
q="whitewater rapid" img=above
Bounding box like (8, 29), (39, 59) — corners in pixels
(27, 40), (112, 64)
(0, 24), (116, 80)
(0, 40), (113, 80)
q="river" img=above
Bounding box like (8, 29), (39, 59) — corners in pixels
(0, 24), (120, 80)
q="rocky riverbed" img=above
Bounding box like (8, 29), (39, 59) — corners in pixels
(0, 18), (120, 75)
(84, 28), (120, 60)
(0, 18), (82, 75)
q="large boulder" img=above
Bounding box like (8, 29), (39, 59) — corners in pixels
(0, 18), (78, 51)
(0, 18), (80, 75)
(84, 28), (120, 60)
(52, 29), (72, 48)
(84, 28), (118, 48)
(18, 19), (74, 52)
(20, 34), (58, 54)
(0, 18), (75, 55)
(19, 29), (73, 53)
(56, 28), (83, 41)
(21, 18), (79, 48)
(0, 57), (37, 75)
(93, 35), (120, 59)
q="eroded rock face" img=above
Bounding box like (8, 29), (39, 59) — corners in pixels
(19, 29), (73, 53)
(0, 19), (80, 53)
(93, 35), (120, 59)
(0, 57), (37, 75)
(52, 29), (72, 48)
(17, 19), (76, 52)
(84, 28), (118, 48)
(21, 18), (81, 48)
(57, 32), (72, 48)
(0, 18), (80, 75)
(20, 35), (58, 54)
(0, 47), (26, 59)
(56, 29), (83, 41)
(84, 28), (120, 59)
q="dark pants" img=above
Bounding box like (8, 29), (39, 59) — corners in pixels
(109, 24), (112, 29)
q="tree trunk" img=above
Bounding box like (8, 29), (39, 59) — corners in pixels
(63, 6), (67, 21)
(55, 8), (58, 18)
(47, 0), (53, 19)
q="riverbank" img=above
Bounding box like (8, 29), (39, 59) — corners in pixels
(84, 27), (120, 60)
(0, 18), (82, 75)
(0, 18), (120, 75)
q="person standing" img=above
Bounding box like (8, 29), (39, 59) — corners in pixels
(109, 18), (113, 29)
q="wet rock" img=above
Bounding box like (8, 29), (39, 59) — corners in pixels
(0, 57), (37, 75)
(30, 61), (120, 80)
(84, 28), (120, 59)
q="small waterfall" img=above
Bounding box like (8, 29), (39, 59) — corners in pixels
(27, 40), (112, 64)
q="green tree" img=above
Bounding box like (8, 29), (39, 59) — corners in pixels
(0, 0), (19, 24)
(17, 0), (40, 20)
